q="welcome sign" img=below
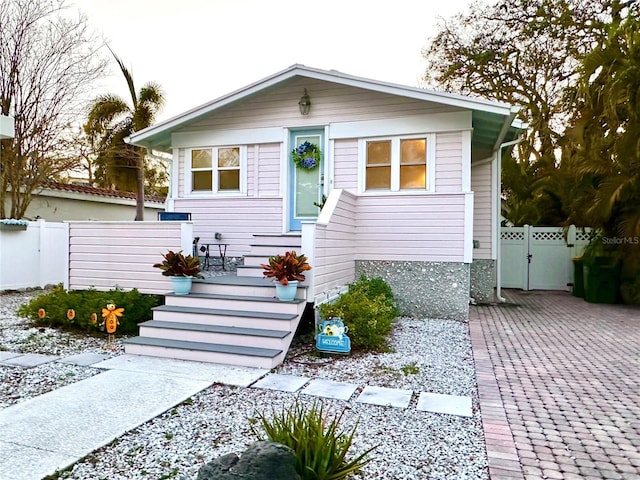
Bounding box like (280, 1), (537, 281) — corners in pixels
(316, 318), (351, 354)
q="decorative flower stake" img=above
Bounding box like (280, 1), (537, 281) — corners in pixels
(101, 303), (124, 349)
(291, 141), (321, 170)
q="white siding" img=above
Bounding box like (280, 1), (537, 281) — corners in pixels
(356, 195), (465, 262)
(472, 161), (493, 260)
(313, 190), (357, 299)
(435, 132), (463, 193)
(68, 222), (192, 294)
(333, 139), (358, 191)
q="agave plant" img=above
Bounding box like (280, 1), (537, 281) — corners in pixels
(261, 250), (311, 285)
(250, 400), (376, 480)
(153, 250), (202, 277)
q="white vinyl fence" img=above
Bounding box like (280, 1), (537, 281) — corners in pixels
(0, 220), (69, 291)
(501, 225), (592, 291)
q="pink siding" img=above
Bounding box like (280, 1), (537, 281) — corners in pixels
(68, 222), (191, 294)
(177, 149), (185, 197)
(355, 195), (465, 262)
(256, 143), (281, 196)
(333, 139), (358, 191)
(472, 161), (493, 259)
(174, 197), (283, 258)
(177, 78), (459, 133)
(435, 132), (463, 193)
(313, 190), (357, 299)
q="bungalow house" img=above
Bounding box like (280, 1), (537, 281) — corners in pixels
(119, 65), (521, 367)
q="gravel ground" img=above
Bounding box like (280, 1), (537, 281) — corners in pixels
(0, 288), (488, 480)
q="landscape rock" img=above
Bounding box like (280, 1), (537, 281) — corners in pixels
(196, 441), (300, 480)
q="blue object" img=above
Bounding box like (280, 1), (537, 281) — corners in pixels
(316, 318), (351, 354)
(158, 212), (191, 221)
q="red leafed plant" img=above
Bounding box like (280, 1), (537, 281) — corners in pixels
(261, 251), (311, 286)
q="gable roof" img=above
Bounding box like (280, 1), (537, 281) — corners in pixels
(128, 64), (522, 159)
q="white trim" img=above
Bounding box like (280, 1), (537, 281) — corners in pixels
(252, 144), (260, 197)
(171, 127), (282, 148)
(358, 133), (436, 194)
(461, 130), (471, 192)
(324, 125), (331, 197)
(427, 134), (436, 192)
(491, 153), (498, 260)
(183, 146), (247, 197)
(329, 112), (471, 140)
(464, 192), (474, 263)
(169, 149), (179, 209)
(280, 129), (289, 233)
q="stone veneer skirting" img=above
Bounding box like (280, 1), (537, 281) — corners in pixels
(470, 259), (496, 305)
(355, 261), (470, 321)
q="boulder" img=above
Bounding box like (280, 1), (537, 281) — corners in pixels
(197, 441), (300, 480)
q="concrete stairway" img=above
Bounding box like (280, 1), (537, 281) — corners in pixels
(124, 235), (307, 369)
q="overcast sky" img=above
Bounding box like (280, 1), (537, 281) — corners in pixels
(77, 0), (477, 122)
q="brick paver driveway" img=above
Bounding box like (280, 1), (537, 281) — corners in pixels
(470, 289), (640, 480)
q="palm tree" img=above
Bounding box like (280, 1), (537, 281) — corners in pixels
(85, 48), (165, 220)
(564, 9), (640, 302)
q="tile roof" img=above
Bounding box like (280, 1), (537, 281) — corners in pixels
(41, 182), (166, 204)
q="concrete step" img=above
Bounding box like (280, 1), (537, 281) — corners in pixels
(138, 320), (291, 349)
(151, 304), (299, 330)
(192, 275), (307, 300)
(248, 244), (306, 256)
(250, 234), (301, 247)
(164, 292), (306, 315)
(243, 254), (270, 267)
(124, 337), (283, 369)
(236, 265), (268, 278)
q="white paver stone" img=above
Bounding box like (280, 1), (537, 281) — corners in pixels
(301, 378), (359, 401)
(0, 352), (21, 362)
(417, 392), (473, 417)
(252, 373), (309, 392)
(1, 353), (59, 368)
(93, 354), (268, 387)
(56, 352), (109, 366)
(356, 386), (413, 409)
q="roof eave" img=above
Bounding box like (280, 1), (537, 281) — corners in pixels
(128, 64), (519, 150)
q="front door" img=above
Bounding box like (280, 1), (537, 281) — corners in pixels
(288, 129), (324, 231)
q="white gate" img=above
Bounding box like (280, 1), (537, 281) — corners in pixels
(501, 225), (591, 290)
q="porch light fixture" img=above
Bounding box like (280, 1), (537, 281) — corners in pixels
(298, 89), (311, 115)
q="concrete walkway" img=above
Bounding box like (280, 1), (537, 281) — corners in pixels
(0, 352), (473, 479)
(471, 290), (640, 480)
(0, 356), (268, 480)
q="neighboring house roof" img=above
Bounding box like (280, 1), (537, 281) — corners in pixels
(128, 64), (523, 159)
(40, 182), (166, 204)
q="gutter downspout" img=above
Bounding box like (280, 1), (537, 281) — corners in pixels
(495, 136), (524, 302)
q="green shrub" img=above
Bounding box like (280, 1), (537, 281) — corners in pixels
(318, 276), (398, 351)
(250, 400), (375, 480)
(17, 284), (160, 335)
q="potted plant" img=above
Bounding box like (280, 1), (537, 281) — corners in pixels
(153, 250), (202, 295)
(261, 251), (311, 301)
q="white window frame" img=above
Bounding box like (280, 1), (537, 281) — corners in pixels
(185, 146), (247, 196)
(358, 134), (436, 194)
